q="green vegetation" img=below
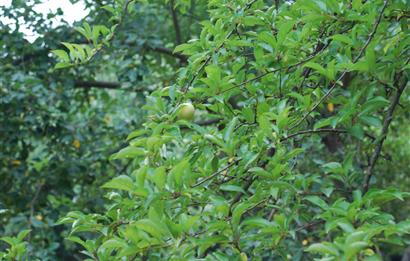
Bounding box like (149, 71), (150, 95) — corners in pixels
(1, 0), (409, 260)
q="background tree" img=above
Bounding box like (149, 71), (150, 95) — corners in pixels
(0, 0), (206, 259)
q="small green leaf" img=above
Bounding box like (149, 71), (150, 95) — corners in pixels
(306, 242), (339, 256)
(305, 195), (328, 209)
(220, 185), (246, 194)
(17, 230), (31, 241)
(232, 202), (251, 229)
(223, 117), (238, 142)
(101, 175), (135, 192)
(52, 50), (70, 62)
(331, 34), (353, 45)
(100, 238), (127, 250)
(54, 62), (72, 69)
(110, 147), (146, 160)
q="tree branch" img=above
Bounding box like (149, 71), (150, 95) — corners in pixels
(362, 74), (408, 192)
(192, 159), (240, 188)
(281, 128), (347, 142)
(196, 118), (223, 126)
(145, 45), (188, 62)
(75, 80), (122, 89)
(170, 0), (182, 45)
(28, 181), (44, 241)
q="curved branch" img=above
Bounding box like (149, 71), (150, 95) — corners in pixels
(363, 75), (408, 192)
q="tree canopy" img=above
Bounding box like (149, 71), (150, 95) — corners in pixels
(1, 0), (410, 260)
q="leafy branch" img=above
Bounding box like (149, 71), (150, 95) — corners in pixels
(180, 0), (258, 95)
(52, 0), (134, 69)
(290, 0), (389, 130)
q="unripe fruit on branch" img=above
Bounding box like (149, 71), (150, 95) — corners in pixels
(177, 103), (195, 121)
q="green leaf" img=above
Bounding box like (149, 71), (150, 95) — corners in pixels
(306, 242), (339, 256)
(101, 175), (135, 192)
(241, 217), (272, 228)
(52, 50), (70, 62)
(232, 202), (251, 229)
(204, 134), (225, 148)
(150, 166), (166, 190)
(174, 43), (193, 54)
(169, 159), (190, 189)
(304, 62), (334, 80)
(331, 34), (353, 45)
(348, 124), (364, 139)
(110, 147), (146, 160)
(359, 116), (382, 127)
(359, 97), (389, 116)
(134, 219), (165, 239)
(305, 196), (328, 209)
(127, 129), (148, 140)
(101, 5), (116, 14)
(277, 20), (295, 46)
(242, 16), (264, 26)
(271, 181), (297, 193)
(17, 230), (31, 241)
(100, 238), (127, 250)
(220, 185), (246, 194)
(257, 31), (277, 50)
(54, 62), (72, 69)
(322, 162), (344, 174)
(223, 117), (238, 142)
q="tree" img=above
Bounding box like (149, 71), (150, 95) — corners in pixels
(3, 0), (410, 260)
(56, 0), (410, 259)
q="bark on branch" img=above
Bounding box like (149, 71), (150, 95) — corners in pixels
(170, 0), (182, 45)
(145, 45), (188, 62)
(75, 80), (122, 89)
(280, 128), (347, 142)
(362, 75), (408, 192)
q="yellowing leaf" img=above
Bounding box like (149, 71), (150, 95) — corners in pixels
(327, 103), (334, 112)
(73, 139), (81, 149)
(11, 160), (21, 166)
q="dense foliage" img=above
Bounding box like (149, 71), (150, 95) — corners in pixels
(1, 0), (410, 260)
(1, 0), (204, 259)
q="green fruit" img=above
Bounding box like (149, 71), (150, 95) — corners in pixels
(178, 103), (195, 121)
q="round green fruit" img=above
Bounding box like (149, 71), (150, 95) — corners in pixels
(178, 103), (195, 121)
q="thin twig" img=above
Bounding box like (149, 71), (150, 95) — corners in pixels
(191, 159), (240, 188)
(27, 181), (44, 241)
(295, 220), (323, 232)
(280, 128), (347, 142)
(226, 198), (269, 222)
(229, 175), (256, 215)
